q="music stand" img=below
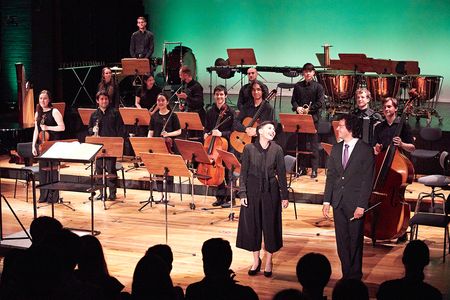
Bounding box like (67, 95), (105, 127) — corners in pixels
(141, 152), (190, 244)
(279, 113), (317, 178)
(78, 108), (96, 126)
(119, 108), (151, 171)
(174, 139), (211, 211)
(175, 112), (204, 140)
(210, 149), (241, 224)
(227, 48), (258, 89)
(129, 137), (171, 211)
(85, 136), (124, 210)
(121, 58), (151, 87)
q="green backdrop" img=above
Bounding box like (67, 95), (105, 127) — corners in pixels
(146, 0), (450, 101)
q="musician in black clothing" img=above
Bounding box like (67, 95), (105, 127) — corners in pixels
(177, 65), (206, 126)
(204, 85), (236, 207)
(135, 74), (161, 111)
(88, 91), (126, 200)
(237, 67), (268, 112)
(290, 63), (324, 178)
(97, 67), (120, 108)
(352, 88), (383, 145)
(129, 16), (154, 59)
(233, 80), (274, 139)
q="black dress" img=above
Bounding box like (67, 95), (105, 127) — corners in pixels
(38, 108), (62, 203)
(236, 141), (288, 253)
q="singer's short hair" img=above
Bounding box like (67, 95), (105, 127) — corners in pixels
(355, 87), (372, 100)
(213, 85), (227, 95)
(383, 97), (398, 108)
(180, 65), (192, 77)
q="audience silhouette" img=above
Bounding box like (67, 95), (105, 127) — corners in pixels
(296, 252), (331, 300)
(332, 278), (369, 300)
(185, 237), (259, 300)
(273, 288), (305, 300)
(376, 240), (442, 300)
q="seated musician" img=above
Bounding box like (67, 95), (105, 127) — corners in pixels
(237, 67), (268, 112)
(373, 97), (415, 155)
(147, 92), (182, 200)
(177, 65), (206, 126)
(97, 67), (120, 109)
(233, 80), (275, 145)
(352, 88), (383, 145)
(204, 85), (236, 208)
(88, 91), (126, 201)
(290, 63), (324, 178)
(135, 74), (161, 111)
(32, 90), (65, 203)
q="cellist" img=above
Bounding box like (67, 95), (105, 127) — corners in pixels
(204, 85), (235, 208)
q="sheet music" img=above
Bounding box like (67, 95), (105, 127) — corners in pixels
(40, 141), (102, 161)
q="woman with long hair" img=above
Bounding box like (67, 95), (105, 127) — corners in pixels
(98, 67), (120, 108)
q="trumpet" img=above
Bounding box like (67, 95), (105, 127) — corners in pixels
(298, 102), (312, 115)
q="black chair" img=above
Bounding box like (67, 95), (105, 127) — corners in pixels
(275, 70), (300, 112)
(410, 127), (442, 177)
(284, 155), (298, 219)
(115, 162), (126, 198)
(409, 151), (450, 262)
(14, 142), (39, 202)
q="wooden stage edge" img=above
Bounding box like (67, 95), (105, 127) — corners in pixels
(0, 157), (449, 299)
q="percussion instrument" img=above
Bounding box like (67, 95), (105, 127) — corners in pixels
(364, 73), (401, 109)
(164, 46), (197, 85)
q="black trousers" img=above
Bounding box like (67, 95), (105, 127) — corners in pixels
(297, 131), (320, 170)
(333, 205), (364, 280)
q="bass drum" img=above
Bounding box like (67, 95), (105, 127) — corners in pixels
(164, 46), (197, 85)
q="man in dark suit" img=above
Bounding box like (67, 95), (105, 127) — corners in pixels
(322, 114), (375, 280)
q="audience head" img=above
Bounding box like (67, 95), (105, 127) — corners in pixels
(296, 252), (331, 294)
(78, 235), (109, 276)
(201, 238), (233, 278)
(273, 288), (305, 300)
(30, 216), (63, 246)
(44, 228), (81, 273)
(146, 244), (174, 272)
(332, 278), (369, 300)
(402, 240), (430, 275)
(132, 253), (175, 300)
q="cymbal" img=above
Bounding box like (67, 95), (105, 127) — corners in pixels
(111, 66), (123, 71)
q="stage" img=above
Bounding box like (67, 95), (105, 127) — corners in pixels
(0, 156), (449, 299)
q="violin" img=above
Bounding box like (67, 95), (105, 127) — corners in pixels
(38, 114), (50, 143)
(364, 99), (415, 243)
(197, 104), (230, 186)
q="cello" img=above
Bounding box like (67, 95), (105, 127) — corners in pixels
(364, 99), (415, 243)
(197, 105), (230, 186)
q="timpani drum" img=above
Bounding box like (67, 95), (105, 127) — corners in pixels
(365, 73), (401, 109)
(406, 75), (443, 101)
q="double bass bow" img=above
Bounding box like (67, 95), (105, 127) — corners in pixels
(364, 99), (415, 243)
(197, 104), (231, 186)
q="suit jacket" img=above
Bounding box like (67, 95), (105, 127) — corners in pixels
(323, 139), (375, 211)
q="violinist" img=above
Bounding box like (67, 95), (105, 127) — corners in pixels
(204, 85), (235, 207)
(373, 97), (415, 155)
(177, 65), (206, 126)
(31, 90), (65, 203)
(232, 80), (274, 150)
(322, 114), (375, 280)
(88, 91), (126, 201)
(290, 63), (324, 179)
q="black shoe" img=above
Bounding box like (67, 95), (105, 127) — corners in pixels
(221, 199), (236, 208)
(298, 168), (308, 176)
(107, 194), (117, 201)
(264, 270), (272, 277)
(248, 258), (262, 276)
(96, 193), (104, 200)
(311, 170), (318, 178)
(212, 197), (225, 207)
(38, 198), (47, 203)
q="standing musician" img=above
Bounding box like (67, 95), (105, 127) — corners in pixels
(148, 92), (182, 200)
(237, 67), (268, 112)
(88, 91), (126, 201)
(135, 74), (161, 111)
(204, 85), (236, 208)
(177, 65), (206, 126)
(322, 114), (375, 280)
(236, 121), (289, 278)
(32, 90), (65, 203)
(97, 67), (120, 109)
(129, 16), (154, 59)
(232, 80), (275, 150)
(373, 97), (415, 155)
(352, 88), (383, 145)
(291, 63), (324, 178)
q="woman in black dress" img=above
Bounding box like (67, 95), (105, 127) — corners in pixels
(31, 90), (65, 203)
(98, 67), (120, 108)
(135, 74), (161, 112)
(236, 121), (289, 277)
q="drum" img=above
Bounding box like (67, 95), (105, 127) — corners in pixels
(365, 73), (401, 105)
(317, 70), (362, 102)
(406, 75), (443, 101)
(164, 46), (197, 85)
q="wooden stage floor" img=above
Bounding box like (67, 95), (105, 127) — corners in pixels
(0, 158), (449, 299)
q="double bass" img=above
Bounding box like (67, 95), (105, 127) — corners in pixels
(364, 99), (415, 243)
(197, 105), (230, 186)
